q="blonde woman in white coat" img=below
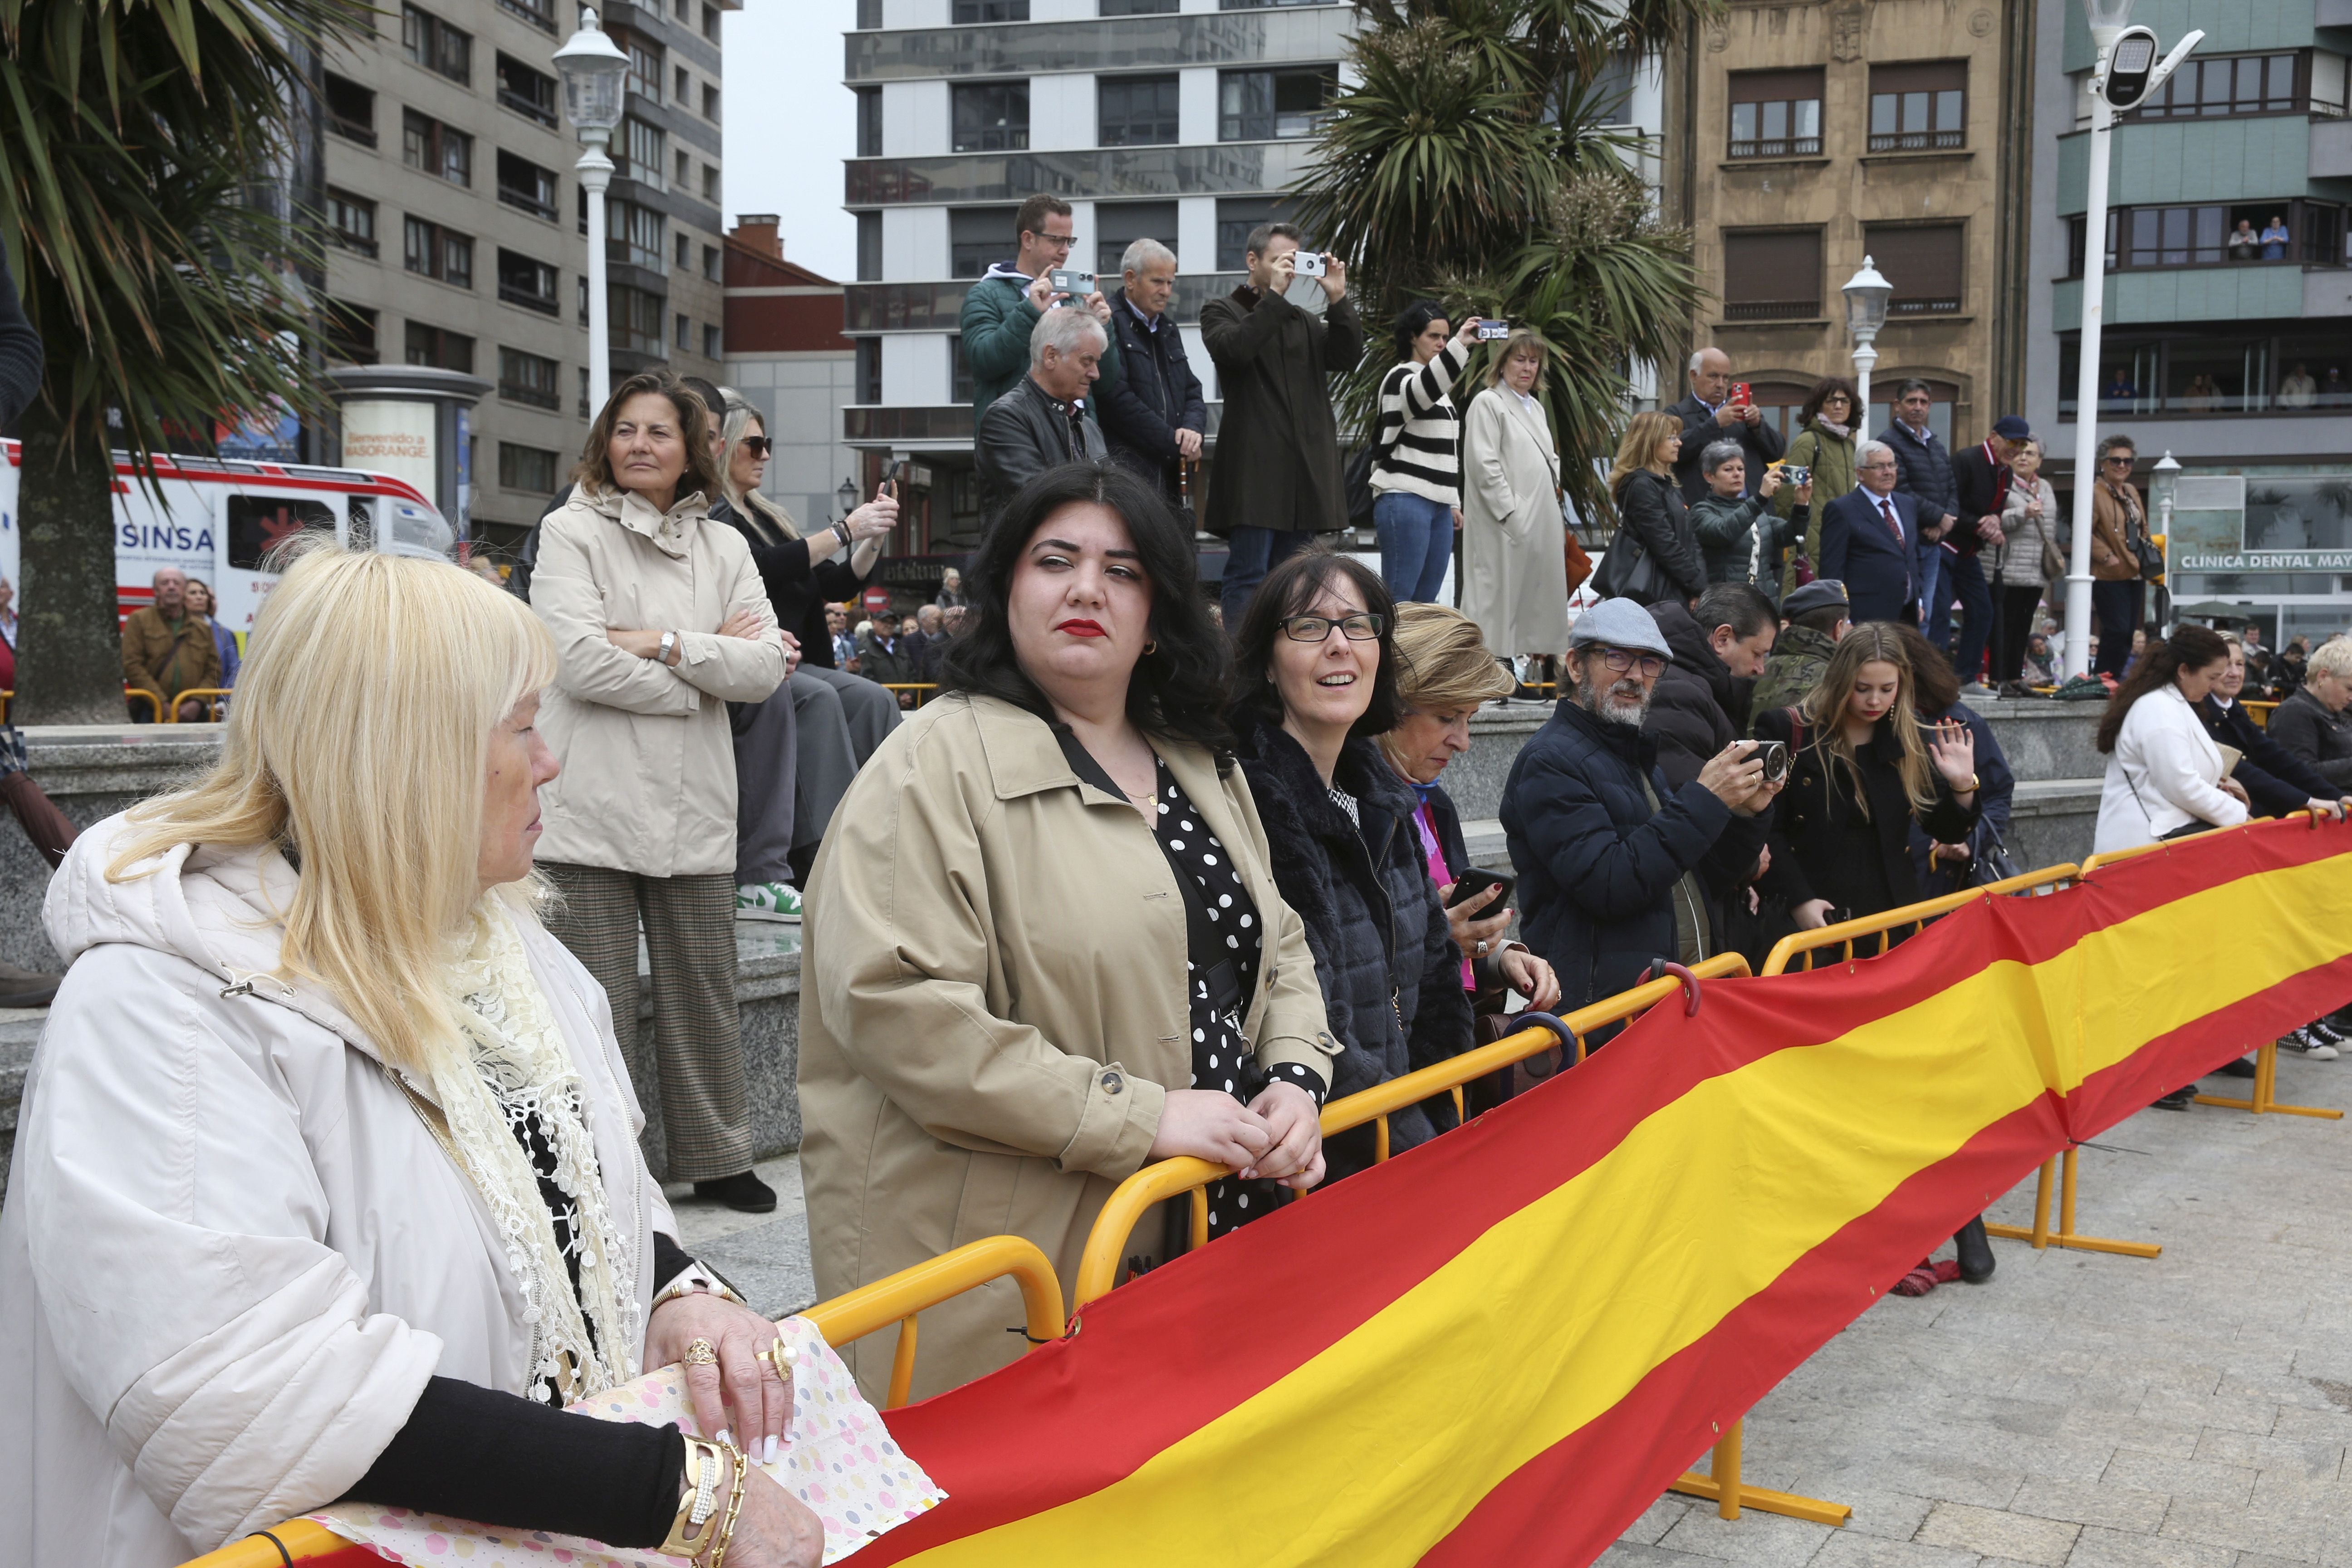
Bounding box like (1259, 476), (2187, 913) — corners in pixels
(1460, 329), (1571, 667)
(532, 370), (789, 1212)
(0, 546), (819, 1568)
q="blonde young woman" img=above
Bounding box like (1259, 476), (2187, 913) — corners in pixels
(532, 370), (789, 1213)
(0, 547), (820, 1568)
(1459, 328), (1572, 665)
(1599, 409), (1707, 608)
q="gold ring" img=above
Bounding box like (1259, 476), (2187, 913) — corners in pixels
(683, 1337), (719, 1367)
(754, 1333), (794, 1379)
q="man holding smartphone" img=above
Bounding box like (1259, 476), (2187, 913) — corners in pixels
(1666, 346), (1785, 503)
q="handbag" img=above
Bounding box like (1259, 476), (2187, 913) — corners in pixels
(1462, 1009), (1568, 1117)
(2131, 531), (2165, 582)
(1592, 522), (1675, 603)
(1563, 494), (1594, 596)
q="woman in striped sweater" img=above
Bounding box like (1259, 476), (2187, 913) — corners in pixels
(1370, 301), (1487, 604)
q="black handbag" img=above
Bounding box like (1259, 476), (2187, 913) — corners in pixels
(1593, 525), (1675, 604)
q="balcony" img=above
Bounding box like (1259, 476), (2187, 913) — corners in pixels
(1722, 299), (1819, 322)
(843, 273), (1246, 333)
(1728, 136), (1821, 160)
(847, 140), (1314, 207)
(1867, 129), (1964, 153)
(845, 7), (1350, 83)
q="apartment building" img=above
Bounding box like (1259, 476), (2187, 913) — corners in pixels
(317, 0), (734, 553)
(841, 0), (1357, 553)
(1662, 0), (2037, 449)
(2025, 0), (2352, 647)
(723, 217), (858, 533)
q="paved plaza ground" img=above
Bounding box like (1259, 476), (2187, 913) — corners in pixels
(666, 1049), (2352, 1568)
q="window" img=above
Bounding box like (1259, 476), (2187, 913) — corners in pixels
(856, 86), (883, 157)
(326, 189), (377, 257)
(1216, 196), (1290, 270)
(1745, 382), (1815, 446)
(1100, 73), (1180, 147)
(1219, 65), (1337, 141)
(612, 285), (665, 355)
(497, 54), (558, 125)
(1718, 228), (1821, 319)
(1095, 200), (1178, 278)
(951, 334), (974, 401)
(954, 1), (1029, 19)
(403, 321), (475, 373)
(499, 348), (561, 409)
(703, 82), (720, 122)
(1728, 69), (1823, 158)
(952, 82), (1029, 152)
(497, 0), (555, 32)
(2066, 199), (2349, 274)
(702, 164), (719, 201)
(1868, 62), (1965, 152)
(676, 231), (692, 268)
(702, 4), (720, 43)
(401, 5), (471, 83)
(676, 149), (692, 186)
(1102, 0), (1179, 12)
(323, 74), (376, 146)
(496, 151), (559, 221)
(322, 301), (377, 364)
(403, 217), (474, 288)
(703, 323), (722, 358)
(1862, 222), (1964, 314)
(611, 200), (666, 271)
(2059, 325), (2352, 418)
(227, 496), (334, 573)
(855, 338), (882, 403)
(2129, 52), (2302, 121)
(620, 117), (667, 188)
(950, 206), (1020, 277)
(402, 111), (471, 186)
(498, 250), (560, 315)
(500, 441), (560, 491)
(676, 313), (692, 350)
(676, 65), (691, 102)
(702, 243), (720, 282)
(622, 31), (662, 102)
(856, 0), (882, 27)
(578, 276), (589, 326)
(857, 211), (882, 280)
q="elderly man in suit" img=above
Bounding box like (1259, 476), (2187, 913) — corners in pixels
(1665, 346), (1785, 502)
(1819, 441), (1923, 626)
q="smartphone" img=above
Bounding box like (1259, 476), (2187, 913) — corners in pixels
(1446, 867), (1517, 911)
(1756, 739), (1791, 785)
(1475, 320), (1512, 341)
(1291, 251), (1328, 279)
(1731, 381), (1753, 407)
(1779, 464), (1811, 488)
(1046, 268), (1096, 300)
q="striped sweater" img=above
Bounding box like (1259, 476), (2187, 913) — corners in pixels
(1369, 341), (1468, 505)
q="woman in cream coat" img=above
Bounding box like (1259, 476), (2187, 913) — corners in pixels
(2093, 623), (2249, 853)
(0, 547), (818, 1568)
(1460, 329), (1571, 666)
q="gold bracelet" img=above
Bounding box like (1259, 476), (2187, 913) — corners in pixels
(705, 1431), (750, 1568)
(659, 1437), (725, 1559)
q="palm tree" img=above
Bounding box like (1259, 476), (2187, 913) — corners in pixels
(0, 0), (360, 723)
(1293, 0), (1717, 524)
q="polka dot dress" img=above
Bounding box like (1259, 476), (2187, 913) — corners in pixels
(1152, 755), (1324, 1240)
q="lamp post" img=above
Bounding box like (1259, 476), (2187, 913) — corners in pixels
(554, 9), (628, 416)
(837, 475), (858, 522)
(2150, 447), (2180, 629)
(1841, 256), (1892, 419)
(2061, 0), (2202, 677)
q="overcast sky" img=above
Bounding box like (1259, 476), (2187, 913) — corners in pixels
(721, 0), (860, 282)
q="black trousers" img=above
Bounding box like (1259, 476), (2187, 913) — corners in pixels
(1991, 585), (2043, 684)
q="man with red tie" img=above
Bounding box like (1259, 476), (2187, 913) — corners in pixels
(1817, 441), (1924, 626)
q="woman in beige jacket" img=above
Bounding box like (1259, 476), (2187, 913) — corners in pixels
(800, 462), (1336, 1403)
(533, 371), (789, 1210)
(1460, 329), (1571, 666)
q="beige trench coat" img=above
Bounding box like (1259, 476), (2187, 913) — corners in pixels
(1460, 387), (1572, 656)
(799, 692), (1336, 1402)
(531, 485), (787, 877)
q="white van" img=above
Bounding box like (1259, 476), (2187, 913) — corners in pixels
(0, 439), (455, 637)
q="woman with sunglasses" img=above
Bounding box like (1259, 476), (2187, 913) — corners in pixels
(2087, 436), (2146, 679)
(1229, 550), (1476, 1182)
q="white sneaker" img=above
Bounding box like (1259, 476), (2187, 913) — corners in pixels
(1961, 681), (1999, 700)
(2279, 1027), (2339, 1061)
(735, 882), (803, 923)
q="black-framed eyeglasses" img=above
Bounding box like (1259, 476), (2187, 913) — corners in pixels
(741, 436), (773, 458)
(1592, 647), (1667, 678)
(1280, 612), (1383, 643)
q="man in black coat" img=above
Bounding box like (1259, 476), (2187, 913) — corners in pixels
(1877, 379), (1957, 650)
(1819, 441), (1923, 625)
(1946, 415), (2030, 691)
(0, 252), (40, 433)
(1665, 346), (1784, 502)
(1643, 583), (1778, 788)
(1095, 240), (1206, 508)
(1503, 599), (1778, 1020)
(974, 306), (1108, 522)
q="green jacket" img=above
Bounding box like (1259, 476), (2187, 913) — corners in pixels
(958, 268), (1123, 426)
(1691, 491), (1801, 597)
(1772, 423), (1855, 596)
(1747, 622), (1840, 733)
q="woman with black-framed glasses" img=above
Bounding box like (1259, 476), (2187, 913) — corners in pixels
(1228, 549), (1476, 1182)
(2087, 436), (2147, 678)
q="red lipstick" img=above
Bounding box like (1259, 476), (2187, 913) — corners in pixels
(1054, 618), (1107, 637)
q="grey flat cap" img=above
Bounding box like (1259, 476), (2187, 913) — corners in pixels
(1568, 596), (1673, 658)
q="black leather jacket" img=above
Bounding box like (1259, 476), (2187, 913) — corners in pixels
(975, 374), (1107, 521)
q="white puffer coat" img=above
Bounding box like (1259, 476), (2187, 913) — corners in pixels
(0, 815), (672, 1567)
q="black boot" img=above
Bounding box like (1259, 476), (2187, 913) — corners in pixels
(1954, 1215), (1996, 1284)
(693, 1171), (777, 1213)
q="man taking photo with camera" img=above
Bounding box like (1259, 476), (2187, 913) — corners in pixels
(959, 194), (1122, 424)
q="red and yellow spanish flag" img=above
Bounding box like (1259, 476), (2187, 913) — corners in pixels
(854, 816), (2352, 1566)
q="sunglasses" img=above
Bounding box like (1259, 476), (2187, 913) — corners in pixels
(2104, 455), (2134, 466)
(741, 436), (773, 458)
(1280, 612), (1383, 643)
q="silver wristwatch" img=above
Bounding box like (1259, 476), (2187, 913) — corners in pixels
(657, 629), (677, 665)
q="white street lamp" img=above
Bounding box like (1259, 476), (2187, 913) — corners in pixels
(1841, 256), (1892, 417)
(2060, 0), (2203, 678)
(2151, 447), (2180, 628)
(555, 8), (629, 417)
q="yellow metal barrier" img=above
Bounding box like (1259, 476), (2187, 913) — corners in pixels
(125, 687), (162, 722)
(881, 682), (938, 706)
(178, 1520), (359, 1568)
(2243, 700), (2277, 729)
(802, 1233), (1066, 1410)
(165, 687), (234, 722)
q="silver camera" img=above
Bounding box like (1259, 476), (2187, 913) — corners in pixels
(1291, 251), (1327, 279)
(1475, 320), (1512, 341)
(1046, 269), (1096, 301)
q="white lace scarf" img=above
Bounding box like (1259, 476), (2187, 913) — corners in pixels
(431, 900), (641, 1402)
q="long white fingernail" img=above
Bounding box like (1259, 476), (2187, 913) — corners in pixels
(765, 1435), (780, 1464)
(717, 1428), (733, 1448)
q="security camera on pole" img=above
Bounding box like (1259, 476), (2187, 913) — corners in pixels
(2061, 0), (2202, 679)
